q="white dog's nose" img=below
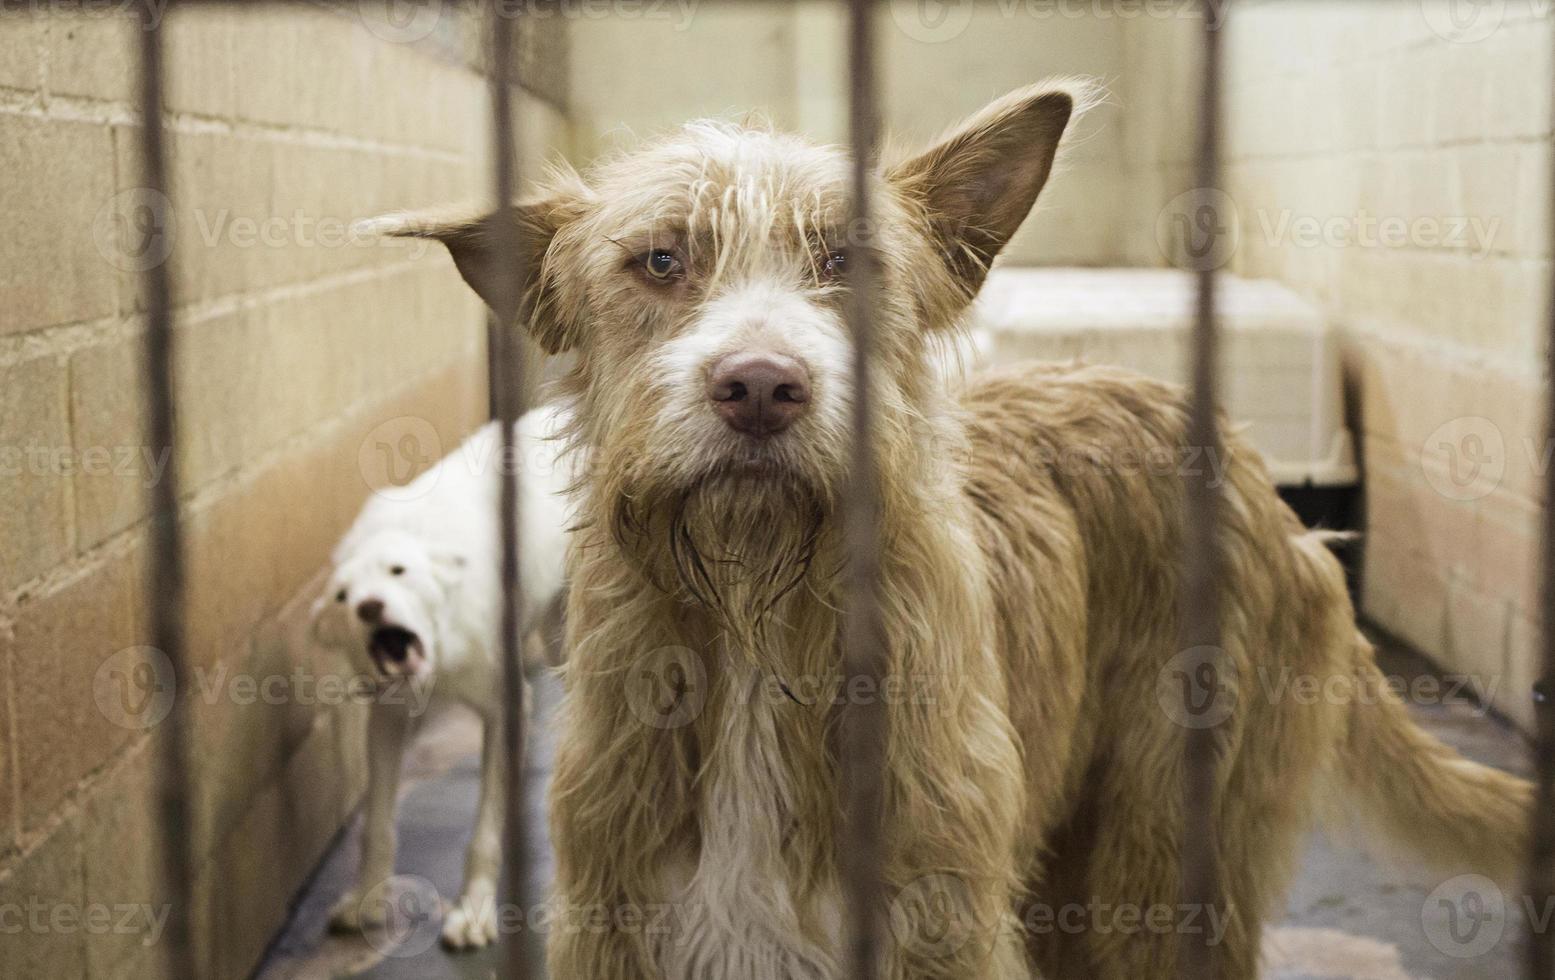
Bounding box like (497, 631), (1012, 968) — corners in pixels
(356, 598), (385, 623)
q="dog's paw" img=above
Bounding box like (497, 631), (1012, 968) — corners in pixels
(327, 889), (387, 933)
(440, 894), (499, 950)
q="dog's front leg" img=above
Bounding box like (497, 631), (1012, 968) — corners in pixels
(440, 706), (507, 950)
(883, 879), (1032, 980)
(330, 702), (412, 931)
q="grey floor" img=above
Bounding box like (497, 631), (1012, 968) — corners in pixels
(255, 676), (560, 980)
(257, 637), (1532, 980)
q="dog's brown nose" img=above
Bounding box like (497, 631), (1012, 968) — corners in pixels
(356, 599), (385, 623)
(706, 352), (810, 436)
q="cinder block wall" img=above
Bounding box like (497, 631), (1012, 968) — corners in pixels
(1125, 0), (1550, 729)
(0, 6), (567, 977)
(568, 0), (1132, 266)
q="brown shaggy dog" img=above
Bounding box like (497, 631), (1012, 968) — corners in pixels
(377, 82), (1531, 979)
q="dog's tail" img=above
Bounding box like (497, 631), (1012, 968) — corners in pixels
(1336, 630), (1532, 884)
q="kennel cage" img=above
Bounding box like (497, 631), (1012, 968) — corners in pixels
(38, 1), (1555, 978)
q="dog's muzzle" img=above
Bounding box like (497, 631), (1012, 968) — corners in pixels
(368, 625), (425, 677)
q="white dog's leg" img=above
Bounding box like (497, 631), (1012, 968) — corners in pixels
(440, 705), (508, 950)
(330, 703), (411, 932)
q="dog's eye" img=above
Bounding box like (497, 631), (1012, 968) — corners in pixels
(335, 589), (347, 603)
(821, 249), (847, 280)
(390, 565), (405, 576)
(643, 249), (682, 281)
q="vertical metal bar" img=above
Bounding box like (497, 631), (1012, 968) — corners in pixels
(840, 0), (886, 977)
(486, 3), (538, 977)
(1177, 4), (1225, 980)
(136, 2), (197, 979)
(1524, 15), (1555, 980)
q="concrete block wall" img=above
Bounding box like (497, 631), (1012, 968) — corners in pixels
(567, 0), (1133, 266)
(1124, 0), (1550, 729)
(0, 6), (568, 977)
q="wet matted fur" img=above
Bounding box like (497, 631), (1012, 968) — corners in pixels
(375, 82), (1533, 979)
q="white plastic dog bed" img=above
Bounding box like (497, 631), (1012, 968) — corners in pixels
(969, 267), (1357, 489)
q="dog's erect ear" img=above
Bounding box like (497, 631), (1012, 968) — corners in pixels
(888, 84), (1078, 291)
(357, 189), (590, 354)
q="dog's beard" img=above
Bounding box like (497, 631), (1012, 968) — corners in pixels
(613, 470), (828, 661)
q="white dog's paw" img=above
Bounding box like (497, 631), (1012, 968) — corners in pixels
(328, 889), (387, 933)
(440, 894), (499, 950)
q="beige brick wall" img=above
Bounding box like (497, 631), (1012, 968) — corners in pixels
(0, 6), (568, 977)
(1124, 0), (1550, 728)
(568, 0), (1133, 266)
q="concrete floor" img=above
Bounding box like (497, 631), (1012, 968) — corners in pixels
(257, 636), (1533, 980)
(254, 676), (561, 980)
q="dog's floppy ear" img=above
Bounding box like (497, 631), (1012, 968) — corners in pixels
(309, 590), (352, 650)
(357, 186), (591, 354)
(887, 83), (1081, 291)
(425, 545), (468, 590)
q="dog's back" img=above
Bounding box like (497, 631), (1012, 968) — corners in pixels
(960, 359), (1529, 977)
(337, 403), (577, 623)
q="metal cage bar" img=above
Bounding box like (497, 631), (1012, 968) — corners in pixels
(1177, 6), (1226, 980)
(135, 2), (198, 978)
(484, 4), (540, 978)
(1526, 15), (1555, 979)
(838, 0), (888, 977)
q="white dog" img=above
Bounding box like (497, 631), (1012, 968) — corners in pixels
(310, 404), (575, 950)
